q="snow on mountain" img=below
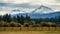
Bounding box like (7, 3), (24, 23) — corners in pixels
(0, 5), (60, 17)
(11, 8), (34, 14)
(11, 5), (60, 18)
(12, 11), (60, 18)
(32, 5), (54, 14)
(11, 5), (55, 14)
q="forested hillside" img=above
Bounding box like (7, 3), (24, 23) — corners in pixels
(0, 14), (60, 27)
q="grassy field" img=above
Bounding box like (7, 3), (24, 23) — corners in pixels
(0, 27), (60, 31)
(0, 27), (60, 34)
(0, 31), (60, 34)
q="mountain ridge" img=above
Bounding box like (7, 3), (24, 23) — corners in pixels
(10, 5), (60, 18)
(11, 11), (60, 18)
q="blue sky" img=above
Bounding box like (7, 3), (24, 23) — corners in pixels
(0, 0), (60, 15)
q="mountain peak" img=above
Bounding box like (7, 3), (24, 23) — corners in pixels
(32, 5), (54, 14)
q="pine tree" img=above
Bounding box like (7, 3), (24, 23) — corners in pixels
(12, 16), (17, 22)
(0, 16), (2, 21)
(2, 14), (12, 23)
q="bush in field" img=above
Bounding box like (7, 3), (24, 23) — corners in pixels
(40, 22), (57, 27)
(24, 24), (29, 27)
(47, 22), (56, 26)
(10, 21), (19, 27)
(24, 22), (29, 27)
(0, 21), (10, 27)
(40, 22), (51, 27)
(32, 25), (40, 27)
(40, 22), (48, 26)
(24, 23), (29, 27)
(29, 20), (35, 25)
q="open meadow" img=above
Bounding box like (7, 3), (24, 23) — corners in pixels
(0, 27), (60, 34)
(0, 31), (60, 34)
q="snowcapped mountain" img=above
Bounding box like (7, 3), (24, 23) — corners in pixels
(11, 5), (55, 14)
(11, 8), (33, 14)
(11, 5), (60, 18)
(1, 5), (60, 18)
(31, 5), (54, 14)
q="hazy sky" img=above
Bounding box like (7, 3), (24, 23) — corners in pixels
(0, 0), (60, 15)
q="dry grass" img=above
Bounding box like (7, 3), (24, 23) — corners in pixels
(0, 31), (60, 34)
(0, 27), (60, 31)
(0, 27), (60, 34)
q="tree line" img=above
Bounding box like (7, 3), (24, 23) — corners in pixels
(0, 14), (60, 27)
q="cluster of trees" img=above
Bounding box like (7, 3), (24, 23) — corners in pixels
(0, 14), (60, 27)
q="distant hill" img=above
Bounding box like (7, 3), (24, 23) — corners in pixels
(11, 5), (60, 18)
(11, 11), (60, 18)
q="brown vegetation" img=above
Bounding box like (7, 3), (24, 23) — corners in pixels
(0, 27), (60, 31)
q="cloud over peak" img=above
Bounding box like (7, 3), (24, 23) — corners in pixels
(0, 0), (60, 15)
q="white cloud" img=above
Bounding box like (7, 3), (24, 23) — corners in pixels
(0, 0), (60, 15)
(0, 6), (35, 15)
(0, 0), (60, 5)
(0, 0), (33, 4)
(0, 0), (57, 4)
